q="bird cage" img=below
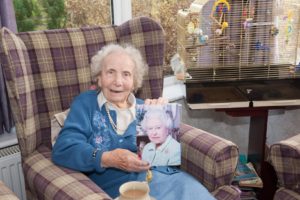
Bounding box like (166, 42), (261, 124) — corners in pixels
(177, 0), (300, 82)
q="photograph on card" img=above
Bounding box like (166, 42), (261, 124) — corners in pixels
(136, 103), (182, 166)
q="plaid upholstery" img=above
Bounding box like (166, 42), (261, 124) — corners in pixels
(270, 134), (300, 199)
(179, 123), (239, 192)
(24, 146), (111, 200)
(0, 16), (239, 200)
(274, 188), (300, 200)
(0, 181), (19, 200)
(211, 185), (241, 200)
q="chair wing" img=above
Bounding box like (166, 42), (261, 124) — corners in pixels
(270, 134), (300, 199)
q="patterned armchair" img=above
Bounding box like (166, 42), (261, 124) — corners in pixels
(270, 134), (300, 200)
(0, 181), (19, 200)
(0, 17), (240, 200)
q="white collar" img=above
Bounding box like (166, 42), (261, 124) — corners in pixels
(98, 92), (136, 111)
(97, 92), (136, 135)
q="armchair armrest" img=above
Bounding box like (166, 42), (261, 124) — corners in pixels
(273, 188), (300, 200)
(270, 134), (300, 194)
(179, 123), (239, 192)
(0, 181), (19, 200)
(23, 145), (112, 200)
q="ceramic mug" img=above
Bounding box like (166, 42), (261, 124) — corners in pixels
(119, 181), (151, 200)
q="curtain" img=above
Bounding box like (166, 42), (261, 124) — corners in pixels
(0, 0), (17, 134)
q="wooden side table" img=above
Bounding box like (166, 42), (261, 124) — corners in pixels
(185, 79), (300, 199)
(217, 107), (279, 200)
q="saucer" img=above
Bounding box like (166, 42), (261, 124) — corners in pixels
(115, 197), (155, 200)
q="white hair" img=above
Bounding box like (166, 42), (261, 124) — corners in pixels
(90, 43), (148, 91)
(140, 108), (173, 133)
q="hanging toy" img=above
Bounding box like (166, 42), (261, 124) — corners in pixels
(284, 10), (293, 44)
(243, 2), (255, 30)
(193, 26), (208, 44)
(215, 29), (222, 36)
(270, 26), (279, 36)
(243, 18), (253, 30)
(199, 35), (209, 43)
(187, 22), (195, 34)
(187, 16), (200, 35)
(215, 21), (229, 35)
(242, 8), (247, 17)
(194, 28), (203, 35)
(210, 0), (231, 35)
(295, 62), (300, 72)
(191, 29), (208, 44)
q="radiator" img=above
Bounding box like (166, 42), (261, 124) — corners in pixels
(0, 145), (26, 200)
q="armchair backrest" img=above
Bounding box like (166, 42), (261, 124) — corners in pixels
(0, 17), (165, 158)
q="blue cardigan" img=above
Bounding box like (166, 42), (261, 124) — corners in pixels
(52, 90), (143, 197)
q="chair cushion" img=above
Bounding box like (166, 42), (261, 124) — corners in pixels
(274, 188), (300, 200)
(0, 181), (19, 200)
(211, 185), (241, 200)
(23, 145), (112, 199)
(51, 109), (70, 146)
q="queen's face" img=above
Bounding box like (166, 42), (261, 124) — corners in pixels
(145, 117), (169, 146)
(98, 51), (135, 108)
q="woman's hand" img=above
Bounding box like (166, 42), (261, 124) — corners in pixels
(145, 97), (168, 105)
(101, 148), (150, 172)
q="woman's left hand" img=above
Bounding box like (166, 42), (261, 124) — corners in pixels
(144, 97), (168, 105)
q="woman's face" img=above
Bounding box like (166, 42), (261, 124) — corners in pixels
(98, 51), (135, 108)
(145, 117), (169, 145)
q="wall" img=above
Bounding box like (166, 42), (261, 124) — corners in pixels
(176, 98), (300, 155)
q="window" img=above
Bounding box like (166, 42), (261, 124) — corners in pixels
(13, 0), (193, 69)
(10, 0), (188, 105)
(132, 0), (193, 68)
(13, 0), (112, 31)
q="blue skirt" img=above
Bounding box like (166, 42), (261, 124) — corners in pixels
(103, 166), (216, 200)
(135, 166), (216, 200)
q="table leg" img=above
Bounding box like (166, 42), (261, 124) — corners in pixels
(248, 111), (268, 175)
(247, 110), (277, 199)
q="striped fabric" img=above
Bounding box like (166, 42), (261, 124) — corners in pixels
(24, 145), (111, 200)
(0, 181), (19, 200)
(212, 185), (241, 200)
(273, 188), (300, 200)
(0, 16), (239, 200)
(179, 124), (239, 193)
(270, 134), (300, 199)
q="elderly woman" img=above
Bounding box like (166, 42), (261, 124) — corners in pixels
(52, 44), (215, 200)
